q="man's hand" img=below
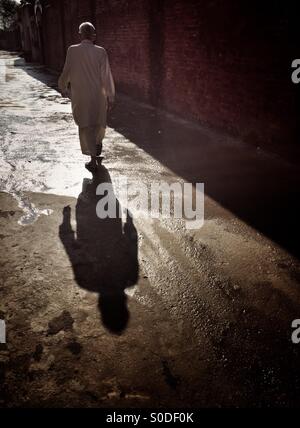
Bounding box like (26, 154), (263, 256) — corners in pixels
(61, 88), (71, 99)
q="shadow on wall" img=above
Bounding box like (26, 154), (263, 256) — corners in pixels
(59, 166), (139, 334)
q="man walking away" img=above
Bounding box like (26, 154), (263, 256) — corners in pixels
(58, 22), (115, 172)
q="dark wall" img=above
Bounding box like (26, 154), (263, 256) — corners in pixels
(160, 0), (299, 152)
(96, 0), (151, 101)
(40, 0), (299, 155)
(0, 29), (21, 51)
(42, 1), (65, 70)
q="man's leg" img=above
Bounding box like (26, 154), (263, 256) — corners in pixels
(85, 141), (102, 172)
(96, 141), (103, 166)
(79, 127), (98, 171)
(80, 126), (105, 171)
(95, 126), (105, 166)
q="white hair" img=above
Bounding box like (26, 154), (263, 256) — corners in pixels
(79, 22), (96, 38)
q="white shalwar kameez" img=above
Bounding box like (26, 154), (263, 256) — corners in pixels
(58, 39), (115, 156)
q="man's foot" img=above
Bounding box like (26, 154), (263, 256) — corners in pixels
(96, 156), (104, 166)
(85, 160), (97, 173)
(96, 144), (103, 157)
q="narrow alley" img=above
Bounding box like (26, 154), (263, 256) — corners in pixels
(1, 50), (300, 407)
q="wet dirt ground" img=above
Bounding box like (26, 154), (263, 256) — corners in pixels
(1, 50), (300, 407)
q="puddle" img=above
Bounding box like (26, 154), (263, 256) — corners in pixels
(14, 192), (53, 226)
(2, 189), (53, 226)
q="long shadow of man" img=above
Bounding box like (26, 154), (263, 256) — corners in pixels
(59, 166), (139, 334)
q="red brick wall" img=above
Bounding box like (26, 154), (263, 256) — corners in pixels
(40, 0), (299, 154)
(161, 0), (298, 151)
(63, 0), (79, 50)
(42, 0), (65, 70)
(95, 0), (151, 100)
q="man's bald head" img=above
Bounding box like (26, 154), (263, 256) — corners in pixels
(79, 22), (96, 41)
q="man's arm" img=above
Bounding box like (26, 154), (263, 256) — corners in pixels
(101, 49), (115, 110)
(59, 206), (76, 259)
(58, 47), (72, 96)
